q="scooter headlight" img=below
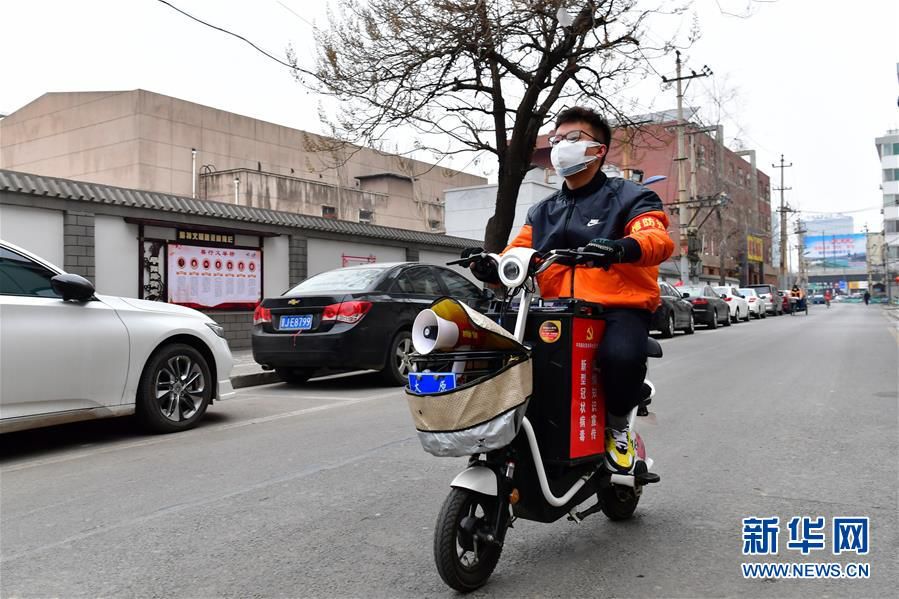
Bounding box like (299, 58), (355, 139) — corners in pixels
(498, 247), (538, 288)
(502, 260), (521, 282)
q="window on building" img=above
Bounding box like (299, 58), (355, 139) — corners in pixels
(428, 219), (442, 231)
(886, 220), (899, 234)
(885, 194), (899, 206)
(322, 205), (337, 219)
(358, 209), (373, 224)
(697, 146), (706, 167)
(883, 169), (899, 182)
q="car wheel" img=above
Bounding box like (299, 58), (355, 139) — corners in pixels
(708, 311), (718, 329)
(743, 309), (751, 322)
(723, 308), (732, 326)
(734, 308), (740, 322)
(275, 367), (313, 384)
(137, 343), (212, 433)
(381, 329), (413, 386)
(684, 313), (695, 335)
(661, 312), (675, 338)
(761, 309), (767, 319)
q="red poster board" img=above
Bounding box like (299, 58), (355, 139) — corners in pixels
(569, 318), (606, 459)
(168, 244), (261, 309)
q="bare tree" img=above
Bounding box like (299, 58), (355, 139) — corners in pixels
(290, 0), (689, 251)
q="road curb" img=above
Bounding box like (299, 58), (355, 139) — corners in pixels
(231, 371), (279, 389)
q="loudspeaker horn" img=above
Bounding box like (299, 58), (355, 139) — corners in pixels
(412, 309), (460, 355)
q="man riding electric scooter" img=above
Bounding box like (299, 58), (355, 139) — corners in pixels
(467, 106), (674, 474)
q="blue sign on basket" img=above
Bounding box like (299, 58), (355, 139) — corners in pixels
(408, 372), (457, 394)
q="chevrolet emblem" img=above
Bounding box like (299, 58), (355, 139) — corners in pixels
(287, 299), (301, 305)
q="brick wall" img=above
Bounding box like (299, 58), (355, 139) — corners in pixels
(289, 235), (307, 286)
(64, 211), (95, 279)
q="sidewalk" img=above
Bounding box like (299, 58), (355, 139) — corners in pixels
(230, 349), (279, 389)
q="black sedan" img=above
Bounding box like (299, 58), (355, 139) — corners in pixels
(252, 262), (491, 385)
(652, 281), (695, 337)
(680, 285), (731, 329)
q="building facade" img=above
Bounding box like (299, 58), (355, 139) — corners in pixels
(876, 130), (899, 264)
(0, 90), (486, 233)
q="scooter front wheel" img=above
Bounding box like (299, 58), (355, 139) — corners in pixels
(434, 488), (504, 592)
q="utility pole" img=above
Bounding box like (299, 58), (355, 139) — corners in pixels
(772, 154), (793, 289)
(662, 50), (712, 283)
(795, 222), (808, 289)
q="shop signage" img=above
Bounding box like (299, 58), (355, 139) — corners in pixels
(747, 235), (764, 263)
(177, 229), (235, 245)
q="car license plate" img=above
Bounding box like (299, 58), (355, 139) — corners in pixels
(279, 314), (313, 331)
(408, 372), (457, 394)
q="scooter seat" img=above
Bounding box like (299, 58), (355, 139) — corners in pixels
(646, 337), (663, 358)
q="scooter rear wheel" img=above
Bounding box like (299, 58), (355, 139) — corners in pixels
(599, 484), (641, 521)
(434, 488), (503, 592)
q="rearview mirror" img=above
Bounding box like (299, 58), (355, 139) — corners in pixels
(51, 273), (95, 301)
(720, 294), (727, 299)
(682, 292), (690, 299)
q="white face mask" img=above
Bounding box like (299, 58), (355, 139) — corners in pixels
(550, 139), (602, 178)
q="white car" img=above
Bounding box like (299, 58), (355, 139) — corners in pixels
(714, 286), (751, 322)
(738, 287), (768, 319)
(0, 240), (235, 434)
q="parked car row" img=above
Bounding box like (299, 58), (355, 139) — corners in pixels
(0, 240), (236, 435)
(651, 281), (790, 338)
(252, 262), (492, 385)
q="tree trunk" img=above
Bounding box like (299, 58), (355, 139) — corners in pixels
(483, 167), (530, 253)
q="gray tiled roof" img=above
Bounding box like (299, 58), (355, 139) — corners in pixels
(0, 169), (482, 249)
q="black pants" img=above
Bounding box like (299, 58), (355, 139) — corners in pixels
(596, 309), (651, 418)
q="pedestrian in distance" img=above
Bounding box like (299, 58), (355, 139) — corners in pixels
(863, 290), (871, 305)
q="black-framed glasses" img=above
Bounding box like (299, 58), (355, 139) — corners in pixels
(548, 130), (600, 146)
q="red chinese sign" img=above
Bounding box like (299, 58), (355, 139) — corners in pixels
(569, 318), (606, 459)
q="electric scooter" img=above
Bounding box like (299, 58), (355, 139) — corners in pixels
(409, 247), (663, 592)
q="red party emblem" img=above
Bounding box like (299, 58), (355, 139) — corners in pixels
(177, 257), (186, 268)
(238, 261), (245, 272)
(248, 262), (256, 272)
(215, 260), (222, 270)
(202, 259), (210, 269)
(190, 258), (199, 269)
(227, 260), (234, 270)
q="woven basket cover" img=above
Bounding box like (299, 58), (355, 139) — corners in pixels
(406, 358), (532, 432)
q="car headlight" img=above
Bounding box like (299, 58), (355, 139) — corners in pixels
(206, 322), (226, 339)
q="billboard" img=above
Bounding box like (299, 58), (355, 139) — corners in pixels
(803, 233), (866, 272)
(167, 244), (261, 309)
(747, 235), (764, 263)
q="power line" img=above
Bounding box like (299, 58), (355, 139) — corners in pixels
(275, 0), (316, 28)
(155, 0), (296, 70)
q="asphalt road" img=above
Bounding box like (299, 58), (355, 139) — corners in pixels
(1, 304), (897, 598)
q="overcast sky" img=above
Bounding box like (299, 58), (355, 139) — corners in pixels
(2, 0), (897, 235)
